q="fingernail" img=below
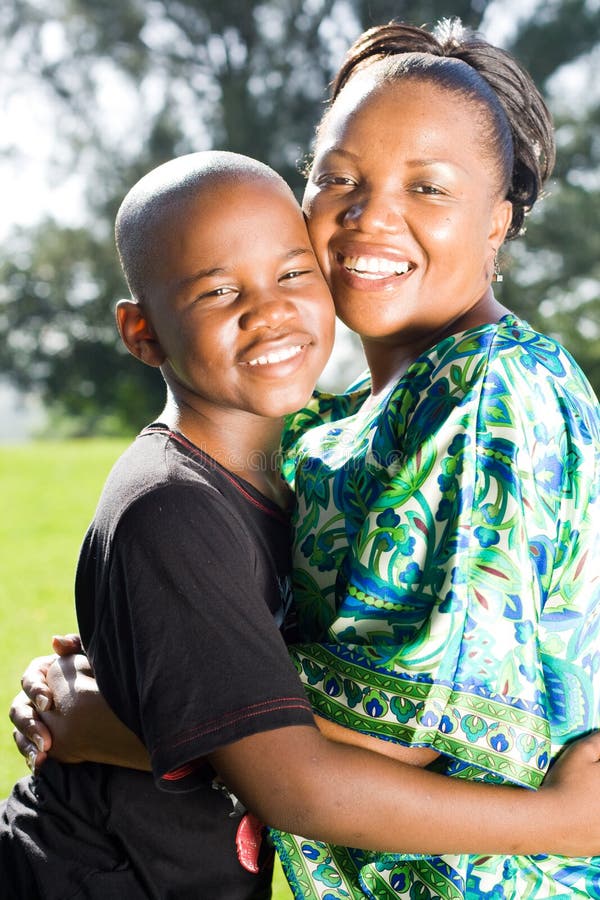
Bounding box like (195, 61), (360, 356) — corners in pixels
(27, 749), (37, 773)
(33, 734), (45, 753)
(35, 696), (50, 713)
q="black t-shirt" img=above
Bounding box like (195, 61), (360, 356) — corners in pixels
(1, 425), (314, 900)
(76, 424), (313, 787)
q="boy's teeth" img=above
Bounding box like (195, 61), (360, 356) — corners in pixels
(247, 344), (303, 366)
(343, 255), (410, 277)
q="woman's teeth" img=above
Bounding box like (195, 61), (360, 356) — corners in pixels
(247, 345), (303, 367)
(343, 256), (410, 277)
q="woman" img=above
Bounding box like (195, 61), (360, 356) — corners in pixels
(12, 18), (600, 900)
(269, 18), (600, 899)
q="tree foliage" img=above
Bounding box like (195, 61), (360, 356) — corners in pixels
(1, 0), (598, 433)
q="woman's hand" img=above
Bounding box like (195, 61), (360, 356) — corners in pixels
(10, 634), (83, 771)
(10, 635), (150, 773)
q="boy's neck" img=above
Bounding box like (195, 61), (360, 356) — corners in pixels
(159, 399), (290, 509)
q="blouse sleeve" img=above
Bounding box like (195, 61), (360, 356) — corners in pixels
(289, 326), (600, 788)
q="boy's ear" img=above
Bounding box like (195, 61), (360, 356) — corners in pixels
(115, 299), (166, 368)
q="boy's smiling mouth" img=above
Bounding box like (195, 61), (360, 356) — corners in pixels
(246, 344), (305, 367)
(240, 330), (314, 369)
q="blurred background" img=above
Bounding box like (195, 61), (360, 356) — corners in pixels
(1, 0), (599, 441)
(0, 6), (598, 888)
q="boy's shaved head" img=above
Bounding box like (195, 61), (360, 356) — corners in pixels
(115, 151), (292, 302)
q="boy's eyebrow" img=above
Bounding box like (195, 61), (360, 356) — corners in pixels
(177, 266), (228, 289)
(284, 246), (315, 260)
(177, 248), (314, 289)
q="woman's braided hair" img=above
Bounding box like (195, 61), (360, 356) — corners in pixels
(326, 19), (555, 240)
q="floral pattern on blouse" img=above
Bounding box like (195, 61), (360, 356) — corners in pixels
(272, 314), (600, 899)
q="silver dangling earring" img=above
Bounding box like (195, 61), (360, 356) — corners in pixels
(492, 253), (503, 283)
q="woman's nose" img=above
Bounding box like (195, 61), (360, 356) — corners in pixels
(343, 192), (404, 234)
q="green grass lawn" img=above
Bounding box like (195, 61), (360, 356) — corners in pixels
(0, 439), (292, 898)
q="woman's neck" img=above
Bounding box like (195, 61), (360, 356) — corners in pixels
(363, 293), (510, 395)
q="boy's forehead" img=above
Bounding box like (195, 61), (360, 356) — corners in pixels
(200, 171), (299, 211)
(148, 174), (310, 288)
(164, 173), (306, 240)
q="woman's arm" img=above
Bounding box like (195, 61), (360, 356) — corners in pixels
(9, 647), (600, 856)
(314, 713), (439, 767)
(212, 724), (600, 858)
(12, 646), (435, 772)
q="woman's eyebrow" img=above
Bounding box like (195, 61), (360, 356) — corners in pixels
(316, 147), (360, 163)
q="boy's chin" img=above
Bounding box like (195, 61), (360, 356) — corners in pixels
(253, 393), (314, 419)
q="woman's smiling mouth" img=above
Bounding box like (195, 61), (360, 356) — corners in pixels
(342, 255), (412, 278)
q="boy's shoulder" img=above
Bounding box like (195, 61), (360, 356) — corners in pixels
(91, 423), (224, 537)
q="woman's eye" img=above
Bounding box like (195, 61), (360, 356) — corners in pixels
(316, 174), (357, 187)
(280, 269), (311, 281)
(413, 183), (445, 195)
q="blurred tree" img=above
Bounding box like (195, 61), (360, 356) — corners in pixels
(0, 0), (598, 434)
(498, 0), (600, 394)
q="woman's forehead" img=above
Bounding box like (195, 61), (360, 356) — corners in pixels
(317, 76), (478, 149)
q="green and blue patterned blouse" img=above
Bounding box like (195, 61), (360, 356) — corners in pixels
(272, 314), (600, 899)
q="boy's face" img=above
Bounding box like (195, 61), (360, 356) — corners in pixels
(145, 176), (335, 421)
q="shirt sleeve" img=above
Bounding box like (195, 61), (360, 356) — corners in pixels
(83, 482), (314, 791)
(289, 329), (600, 789)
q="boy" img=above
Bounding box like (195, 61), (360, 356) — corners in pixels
(1, 151), (334, 899)
(3, 152), (600, 900)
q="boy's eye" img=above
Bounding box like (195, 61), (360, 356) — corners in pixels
(199, 285), (237, 300)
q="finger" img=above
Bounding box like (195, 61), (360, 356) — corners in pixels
(20, 654), (57, 709)
(9, 695), (53, 752)
(19, 682), (54, 713)
(52, 634), (83, 656)
(13, 731), (48, 772)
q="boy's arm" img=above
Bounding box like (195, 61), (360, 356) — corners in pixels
(9, 650), (600, 856)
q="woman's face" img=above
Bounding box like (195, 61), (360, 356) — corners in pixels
(303, 77), (512, 352)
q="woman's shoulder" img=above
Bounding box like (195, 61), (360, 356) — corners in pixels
(378, 313), (598, 447)
(397, 313), (593, 397)
(484, 314), (597, 408)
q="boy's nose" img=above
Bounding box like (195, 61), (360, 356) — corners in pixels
(239, 292), (297, 331)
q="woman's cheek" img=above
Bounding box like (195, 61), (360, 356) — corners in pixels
(305, 216), (332, 284)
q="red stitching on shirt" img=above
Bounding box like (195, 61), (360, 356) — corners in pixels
(162, 761), (200, 781)
(160, 701), (312, 781)
(141, 425), (288, 523)
(156, 696), (312, 744)
(156, 697), (313, 753)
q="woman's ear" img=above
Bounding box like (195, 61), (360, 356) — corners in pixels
(489, 199), (513, 249)
(115, 300), (166, 367)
